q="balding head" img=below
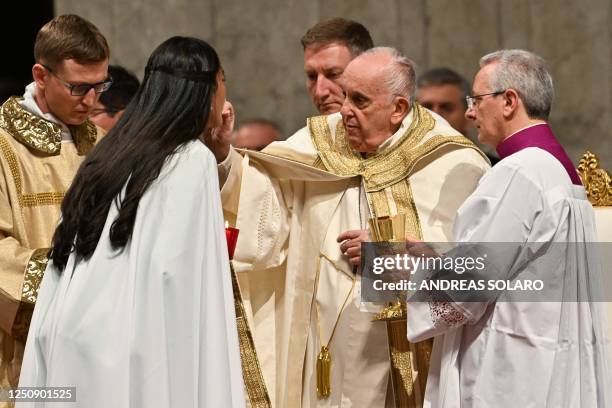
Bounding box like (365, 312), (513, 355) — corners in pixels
(339, 47), (414, 152)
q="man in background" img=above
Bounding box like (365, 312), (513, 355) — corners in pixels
(302, 18), (373, 115)
(417, 67), (498, 163)
(232, 118), (280, 151)
(0, 15), (108, 403)
(229, 19), (372, 152)
(224, 18), (370, 152)
(417, 67), (471, 136)
(89, 65), (139, 131)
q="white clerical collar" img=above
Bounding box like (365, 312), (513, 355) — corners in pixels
(505, 122), (547, 140)
(19, 82), (73, 141)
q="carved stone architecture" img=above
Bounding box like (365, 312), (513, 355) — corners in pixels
(56, 0), (612, 168)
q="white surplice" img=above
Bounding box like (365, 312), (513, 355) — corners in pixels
(407, 147), (611, 407)
(17, 141), (245, 408)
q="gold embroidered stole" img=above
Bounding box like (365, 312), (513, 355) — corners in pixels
(0, 98), (100, 308)
(0, 97), (98, 156)
(309, 104), (477, 407)
(230, 262), (271, 407)
(309, 104), (476, 215)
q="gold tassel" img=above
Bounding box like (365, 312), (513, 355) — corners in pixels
(316, 346), (331, 398)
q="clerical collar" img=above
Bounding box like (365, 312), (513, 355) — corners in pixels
(496, 123), (582, 185)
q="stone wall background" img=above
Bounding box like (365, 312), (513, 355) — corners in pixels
(56, 0), (612, 168)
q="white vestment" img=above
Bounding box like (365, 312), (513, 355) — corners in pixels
(407, 147), (611, 407)
(220, 108), (490, 407)
(17, 141), (245, 408)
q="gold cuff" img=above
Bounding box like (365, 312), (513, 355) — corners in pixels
(21, 248), (50, 304)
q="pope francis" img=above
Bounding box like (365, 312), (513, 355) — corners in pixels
(210, 47), (490, 407)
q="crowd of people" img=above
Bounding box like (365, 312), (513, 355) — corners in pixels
(0, 13), (608, 408)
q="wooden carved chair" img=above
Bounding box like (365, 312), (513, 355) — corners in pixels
(577, 151), (612, 340)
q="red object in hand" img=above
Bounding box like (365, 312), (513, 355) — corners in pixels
(225, 227), (239, 260)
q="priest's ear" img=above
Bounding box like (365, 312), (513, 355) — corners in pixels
(390, 95), (410, 127)
(501, 88), (521, 119)
(32, 63), (50, 91)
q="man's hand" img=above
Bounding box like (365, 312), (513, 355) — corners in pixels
(337, 229), (369, 269)
(405, 235), (440, 258)
(204, 101), (235, 162)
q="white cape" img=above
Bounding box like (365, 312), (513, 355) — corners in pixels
(17, 141), (245, 408)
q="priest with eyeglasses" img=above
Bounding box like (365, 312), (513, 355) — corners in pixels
(0, 15), (108, 404)
(406, 49), (611, 408)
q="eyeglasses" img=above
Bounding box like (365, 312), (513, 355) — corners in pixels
(465, 90), (505, 110)
(42, 64), (113, 96)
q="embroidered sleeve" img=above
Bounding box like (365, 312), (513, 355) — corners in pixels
(21, 248), (49, 304)
(428, 301), (468, 328)
(8, 248), (49, 341)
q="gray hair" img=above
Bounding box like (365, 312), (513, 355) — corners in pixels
(480, 49), (554, 120)
(363, 46), (417, 103)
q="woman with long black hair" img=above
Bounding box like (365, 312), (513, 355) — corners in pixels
(17, 36), (245, 407)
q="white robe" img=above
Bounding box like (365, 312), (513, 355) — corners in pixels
(17, 141), (245, 408)
(219, 109), (490, 407)
(407, 147), (611, 407)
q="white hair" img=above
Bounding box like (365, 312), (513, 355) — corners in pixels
(480, 49), (554, 120)
(362, 46), (417, 102)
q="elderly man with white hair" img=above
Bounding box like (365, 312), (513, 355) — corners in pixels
(208, 47), (490, 407)
(407, 49), (611, 407)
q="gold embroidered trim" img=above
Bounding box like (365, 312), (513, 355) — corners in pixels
(390, 180), (411, 215)
(369, 190), (391, 218)
(387, 319), (415, 407)
(21, 248), (49, 304)
(310, 104), (425, 190)
(415, 338), (433, 403)
(0, 130), (23, 195)
(70, 120), (98, 156)
(309, 117), (361, 176)
(230, 262), (271, 407)
(310, 104), (483, 192)
(22, 192), (65, 207)
(381, 313), (433, 407)
(390, 180), (423, 240)
(388, 321), (433, 407)
(374, 301), (406, 321)
(578, 151), (612, 206)
(0, 132), (66, 208)
(0, 96), (98, 155)
(312, 156), (326, 170)
(0, 97), (62, 154)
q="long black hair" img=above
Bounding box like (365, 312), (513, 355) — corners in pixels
(50, 36), (221, 271)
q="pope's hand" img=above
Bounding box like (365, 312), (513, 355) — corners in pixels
(205, 101), (235, 162)
(337, 229), (369, 270)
